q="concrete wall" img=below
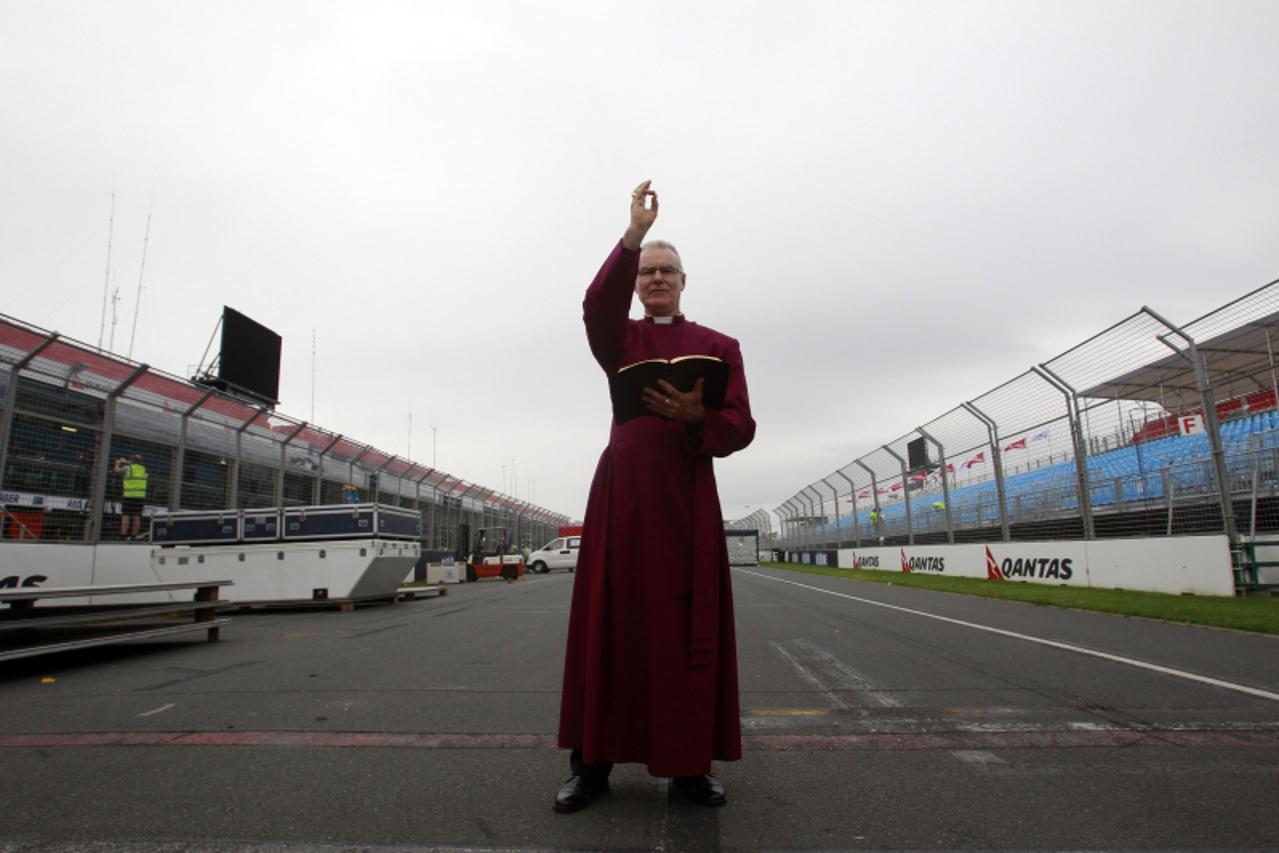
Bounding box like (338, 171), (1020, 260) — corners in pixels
(784, 535), (1234, 596)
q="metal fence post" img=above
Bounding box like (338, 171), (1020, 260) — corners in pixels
(917, 426), (954, 543)
(783, 496), (797, 546)
(882, 444), (913, 545)
(414, 469), (432, 545)
(854, 460), (882, 544)
(172, 388), (216, 510)
(821, 477), (841, 548)
(437, 477), (455, 551)
(1033, 365), (1095, 539)
(834, 469), (860, 547)
(277, 421), (308, 506)
(805, 486), (826, 548)
(1142, 306), (1239, 540)
(349, 445), (373, 500)
(789, 499), (803, 548)
(230, 408), (267, 510)
(315, 434), (343, 504)
(808, 488), (825, 547)
(0, 333), (59, 494)
(370, 456), (394, 504)
(962, 401), (1010, 541)
(87, 364), (150, 543)
(795, 492), (812, 547)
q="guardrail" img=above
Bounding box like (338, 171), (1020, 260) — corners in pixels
(0, 579), (233, 661)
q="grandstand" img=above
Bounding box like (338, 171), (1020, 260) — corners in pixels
(775, 278), (1279, 593)
(0, 313), (570, 551)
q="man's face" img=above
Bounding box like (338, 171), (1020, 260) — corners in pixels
(635, 246), (685, 317)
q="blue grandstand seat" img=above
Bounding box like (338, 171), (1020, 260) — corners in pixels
(821, 413), (1278, 543)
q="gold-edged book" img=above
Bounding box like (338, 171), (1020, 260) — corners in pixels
(609, 355), (730, 425)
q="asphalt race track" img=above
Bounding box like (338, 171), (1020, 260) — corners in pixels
(1, 565), (1277, 852)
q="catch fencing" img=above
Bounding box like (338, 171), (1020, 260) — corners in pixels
(776, 278), (1279, 589)
(0, 314), (570, 549)
(727, 508), (772, 539)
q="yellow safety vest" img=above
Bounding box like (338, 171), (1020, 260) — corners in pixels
(123, 463), (148, 499)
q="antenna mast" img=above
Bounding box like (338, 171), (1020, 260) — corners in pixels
(98, 177), (115, 351)
(108, 286), (121, 352)
(310, 326), (317, 422)
(127, 197), (153, 360)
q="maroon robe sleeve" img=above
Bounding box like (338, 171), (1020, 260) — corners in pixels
(583, 240), (639, 372)
(687, 338), (755, 458)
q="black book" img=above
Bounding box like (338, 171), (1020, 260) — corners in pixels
(609, 355), (731, 425)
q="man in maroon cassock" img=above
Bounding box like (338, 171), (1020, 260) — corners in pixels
(555, 181), (756, 813)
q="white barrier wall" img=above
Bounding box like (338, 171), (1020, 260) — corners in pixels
(0, 542), (172, 603)
(786, 535), (1233, 596)
(2, 539), (418, 603)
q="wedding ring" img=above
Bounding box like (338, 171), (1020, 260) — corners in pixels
(664, 398), (671, 405)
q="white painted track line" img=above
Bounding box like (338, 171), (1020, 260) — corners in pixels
(737, 568), (1279, 703)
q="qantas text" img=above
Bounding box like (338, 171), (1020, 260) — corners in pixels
(1000, 557), (1073, 580)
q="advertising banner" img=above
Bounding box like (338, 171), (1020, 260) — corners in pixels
(824, 535), (1231, 596)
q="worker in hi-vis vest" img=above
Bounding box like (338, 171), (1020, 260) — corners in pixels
(113, 453), (148, 540)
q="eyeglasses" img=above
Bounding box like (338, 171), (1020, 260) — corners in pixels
(638, 265), (682, 278)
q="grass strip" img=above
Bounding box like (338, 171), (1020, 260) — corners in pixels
(759, 562), (1279, 636)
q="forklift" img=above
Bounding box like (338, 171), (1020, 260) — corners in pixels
(464, 526), (525, 583)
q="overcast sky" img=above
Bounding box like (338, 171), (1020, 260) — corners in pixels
(3, 1), (1277, 527)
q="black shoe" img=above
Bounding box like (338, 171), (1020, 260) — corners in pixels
(553, 775), (609, 813)
(674, 774), (726, 807)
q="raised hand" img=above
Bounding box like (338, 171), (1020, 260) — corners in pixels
(623, 180), (658, 250)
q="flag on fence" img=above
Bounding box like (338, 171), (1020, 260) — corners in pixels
(963, 451), (986, 468)
(1004, 437), (1028, 452)
(1030, 428), (1050, 441)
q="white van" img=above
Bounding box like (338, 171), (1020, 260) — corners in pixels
(525, 535), (581, 573)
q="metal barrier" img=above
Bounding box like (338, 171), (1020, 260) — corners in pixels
(774, 278), (1279, 592)
(0, 314), (570, 548)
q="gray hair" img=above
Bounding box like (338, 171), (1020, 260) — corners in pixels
(640, 239), (684, 272)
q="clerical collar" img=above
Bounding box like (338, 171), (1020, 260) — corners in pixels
(645, 314), (683, 325)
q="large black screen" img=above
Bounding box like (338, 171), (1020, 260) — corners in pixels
(218, 306), (282, 405)
(907, 436), (931, 472)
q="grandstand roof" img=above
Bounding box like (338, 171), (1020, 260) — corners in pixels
(1080, 309), (1279, 410)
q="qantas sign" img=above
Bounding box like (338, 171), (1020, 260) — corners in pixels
(850, 552), (880, 569)
(985, 546), (1074, 581)
(900, 549), (945, 573)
